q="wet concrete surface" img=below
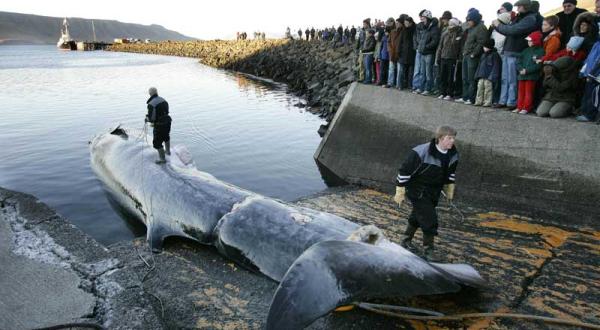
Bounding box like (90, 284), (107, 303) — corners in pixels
(1, 186), (598, 329)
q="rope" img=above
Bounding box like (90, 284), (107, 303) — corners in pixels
(356, 303), (600, 329)
(33, 323), (106, 330)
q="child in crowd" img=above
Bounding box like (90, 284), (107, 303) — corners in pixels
(541, 36), (586, 63)
(437, 18), (463, 100)
(516, 31), (545, 114)
(474, 39), (501, 107)
(542, 16), (562, 59)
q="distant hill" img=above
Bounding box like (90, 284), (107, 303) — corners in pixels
(0, 11), (195, 45)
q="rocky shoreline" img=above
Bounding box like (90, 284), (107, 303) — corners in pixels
(109, 40), (356, 122)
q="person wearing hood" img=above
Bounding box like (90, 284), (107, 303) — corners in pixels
(491, 12), (512, 55)
(412, 9), (440, 95)
(516, 31), (545, 114)
(493, 0), (541, 110)
(474, 38), (502, 107)
(573, 12), (599, 54)
(557, 0), (588, 47)
(537, 56), (580, 118)
(437, 18), (463, 100)
(541, 36), (587, 62)
(456, 8), (488, 105)
(397, 16), (417, 90)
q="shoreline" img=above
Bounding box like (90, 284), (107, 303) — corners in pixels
(1, 185), (598, 329)
(108, 39), (356, 122)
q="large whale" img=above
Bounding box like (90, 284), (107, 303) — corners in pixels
(90, 126), (485, 329)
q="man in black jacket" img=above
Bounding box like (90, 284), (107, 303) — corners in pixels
(557, 0), (588, 46)
(394, 126), (458, 261)
(145, 87), (172, 164)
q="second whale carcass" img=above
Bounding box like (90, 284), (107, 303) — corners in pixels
(90, 126), (485, 329)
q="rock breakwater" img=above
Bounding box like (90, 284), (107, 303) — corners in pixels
(109, 40), (356, 121)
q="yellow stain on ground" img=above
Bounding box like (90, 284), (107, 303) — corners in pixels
(527, 296), (579, 322)
(474, 246), (516, 262)
(476, 212), (573, 248)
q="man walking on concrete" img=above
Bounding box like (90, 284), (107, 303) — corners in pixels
(394, 126), (458, 261)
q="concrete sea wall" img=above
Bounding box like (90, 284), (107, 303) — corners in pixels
(109, 40), (356, 121)
(315, 83), (600, 226)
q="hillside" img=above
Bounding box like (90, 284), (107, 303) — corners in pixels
(0, 11), (194, 45)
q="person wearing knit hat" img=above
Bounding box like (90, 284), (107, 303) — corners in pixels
(515, 31), (544, 114)
(419, 9), (433, 20)
(458, 8), (487, 105)
(441, 11), (452, 21)
(557, 0), (588, 46)
(412, 9), (439, 95)
(499, 2), (513, 13)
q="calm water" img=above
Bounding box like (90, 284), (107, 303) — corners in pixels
(0, 45), (328, 245)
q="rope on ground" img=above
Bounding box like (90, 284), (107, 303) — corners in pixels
(133, 122), (164, 319)
(441, 191), (466, 222)
(355, 302), (600, 330)
(33, 323), (106, 330)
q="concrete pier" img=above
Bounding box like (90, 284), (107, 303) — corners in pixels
(315, 82), (600, 226)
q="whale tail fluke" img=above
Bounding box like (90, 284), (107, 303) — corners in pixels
(266, 240), (484, 330)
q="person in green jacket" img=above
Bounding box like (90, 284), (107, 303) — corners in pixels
(516, 31), (545, 114)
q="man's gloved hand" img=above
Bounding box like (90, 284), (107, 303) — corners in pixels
(443, 184), (455, 201)
(393, 186), (406, 205)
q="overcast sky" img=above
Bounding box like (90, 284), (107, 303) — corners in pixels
(4, 0), (567, 39)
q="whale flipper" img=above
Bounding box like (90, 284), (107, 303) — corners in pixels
(266, 240), (485, 330)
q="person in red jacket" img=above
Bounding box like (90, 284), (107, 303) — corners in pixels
(540, 36), (587, 63)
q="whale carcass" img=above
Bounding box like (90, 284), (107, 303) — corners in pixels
(89, 127), (485, 329)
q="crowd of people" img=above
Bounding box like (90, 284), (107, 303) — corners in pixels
(286, 26), (359, 46)
(354, 0), (600, 122)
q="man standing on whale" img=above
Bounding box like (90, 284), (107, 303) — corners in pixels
(394, 126), (458, 261)
(145, 87), (172, 164)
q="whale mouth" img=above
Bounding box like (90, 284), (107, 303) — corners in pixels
(110, 125), (128, 138)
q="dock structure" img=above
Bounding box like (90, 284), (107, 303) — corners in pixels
(75, 41), (112, 51)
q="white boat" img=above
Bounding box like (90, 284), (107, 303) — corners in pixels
(57, 17), (75, 50)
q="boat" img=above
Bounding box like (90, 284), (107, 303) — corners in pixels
(57, 18), (76, 50)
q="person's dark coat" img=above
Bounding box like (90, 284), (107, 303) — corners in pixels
(496, 10), (540, 54)
(518, 45), (545, 80)
(463, 22), (488, 58)
(542, 56), (580, 104)
(396, 139), (458, 193)
(362, 34), (376, 53)
(146, 95), (170, 125)
(414, 18), (441, 55)
(388, 27), (402, 63)
(573, 12), (599, 54)
(474, 48), (501, 81)
(557, 7), (588, 46)
(399, 24), (416, 65)
(437, 25), (463, 61)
